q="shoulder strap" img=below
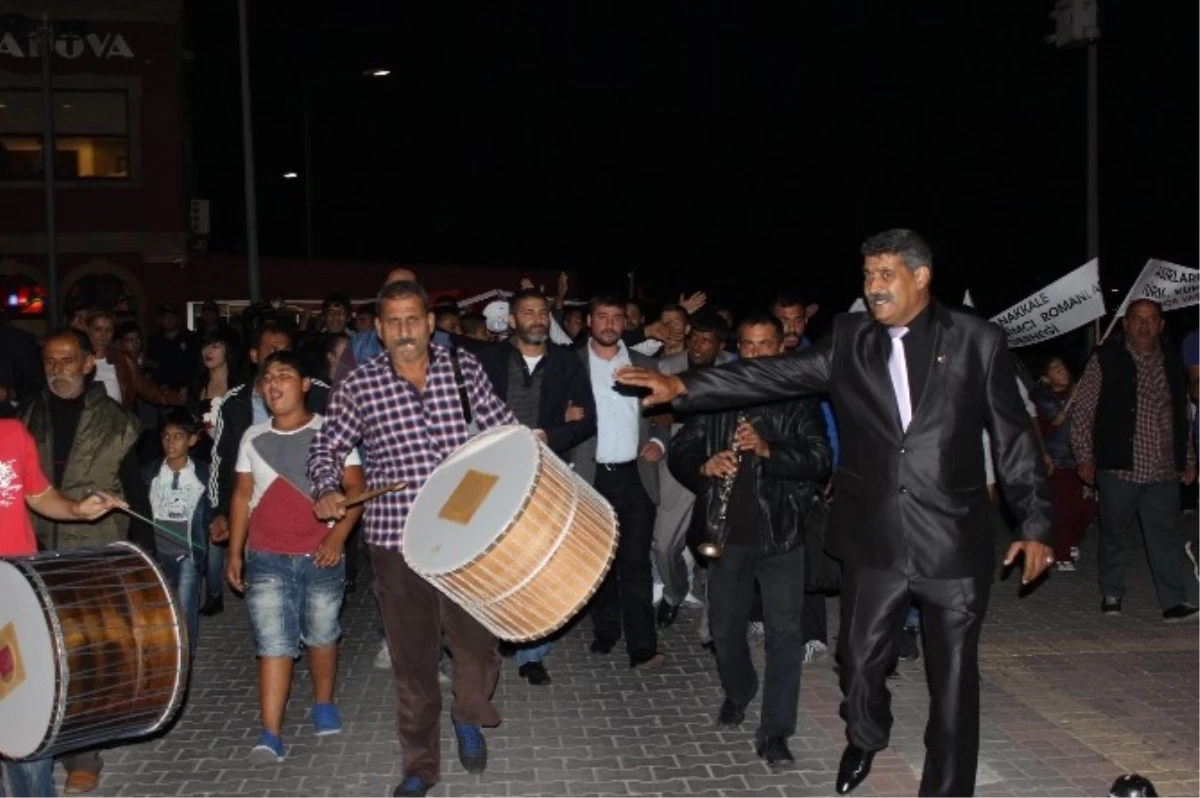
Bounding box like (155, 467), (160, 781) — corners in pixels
(448, 346), (474, 425)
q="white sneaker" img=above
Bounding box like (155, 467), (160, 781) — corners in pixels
(682, 592), (704, 609)
(373, 639), (392, 670)
(802, 640), (828, 663)
(1055, 560), (1076, 572)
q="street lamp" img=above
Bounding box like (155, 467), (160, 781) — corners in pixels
(302, 69), (391, 258)
(282, 172), (298, 179)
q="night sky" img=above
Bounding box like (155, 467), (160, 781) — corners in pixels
(185, 1), (1197, 333)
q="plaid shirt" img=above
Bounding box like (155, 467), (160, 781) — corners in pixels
(1070, 344), (1196, 483)
(308, 344), (518, 550)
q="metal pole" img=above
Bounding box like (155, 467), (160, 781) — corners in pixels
(1085, 41), (1098, 260)
(303, 82), (313, 259)
(40, 17), (60, 327)
(237, 0), (260, 301)
(1081, 40), (1099, 367)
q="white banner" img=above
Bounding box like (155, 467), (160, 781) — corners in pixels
(1115, 258), (1199, 316)
(989, 259), (1105, 348)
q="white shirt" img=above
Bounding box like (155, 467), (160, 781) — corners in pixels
(94, 358), (122, 404)
(588, 340), (640, 464)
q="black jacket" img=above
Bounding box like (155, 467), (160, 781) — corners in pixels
(669, 399), (830, 555)
(1092, 337), (1190, 472)
(675, 302), (1053, 579)
(476, 340), (596, 458)
(208, 377), (329, 518)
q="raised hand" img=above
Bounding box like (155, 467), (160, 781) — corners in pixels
(613, 366), (686, 407)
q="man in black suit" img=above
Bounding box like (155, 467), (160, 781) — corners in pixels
(615, 229), (1053, 797)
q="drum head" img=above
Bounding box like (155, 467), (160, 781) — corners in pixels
(0, 558), (57, 759)
(404, 425), (539, 574)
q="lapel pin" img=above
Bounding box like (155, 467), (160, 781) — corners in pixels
(936, 353), (947, 364)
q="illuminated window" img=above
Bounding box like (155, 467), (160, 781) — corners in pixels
(0, 90), (130, 180)
(0, 274), (47, 317)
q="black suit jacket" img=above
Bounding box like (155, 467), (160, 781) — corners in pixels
(675, 302), (1052, 579)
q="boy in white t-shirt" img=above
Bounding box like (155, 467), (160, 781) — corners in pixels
(226, 351), (365, 764)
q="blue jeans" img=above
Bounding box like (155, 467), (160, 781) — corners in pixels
(245, 550), (345, 657)
(903, 604), (920, 631)
(514, 641), (552, 666)
(0, 757), (54, 797)
(155, 552), (202, 661)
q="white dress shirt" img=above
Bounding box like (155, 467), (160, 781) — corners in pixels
(588, 341), (640, 464)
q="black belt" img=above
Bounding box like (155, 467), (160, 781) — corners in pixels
(597, 459), (637, 471)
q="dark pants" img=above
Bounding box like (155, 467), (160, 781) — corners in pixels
(709, 543), (806, 741)
(837, 565), (989, 797)
(1049, 467), (1096, 561)
(1096, 474), (1188, 610)
(369, 545), (501, 784)
(801, 590), (827, 645)
(589, 465), (658, 657)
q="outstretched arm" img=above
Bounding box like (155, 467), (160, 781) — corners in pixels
(615, 334), (834, 413)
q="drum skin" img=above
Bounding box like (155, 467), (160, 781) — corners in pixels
(405, 426), (619, 642)
(2, 542), (187, 759)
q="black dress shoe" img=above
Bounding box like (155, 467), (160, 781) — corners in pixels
(716, 698), (746, 728)
(655, 599), (680, 627)
(756, 736), (795, 766)
(590, 635), (616, 654)
(836, 744), (875, 795)
(700, 640), (716, 655)
(518, 661), (552, 685)
(629, 649), (666, 669)
(199, 596), (223, 617)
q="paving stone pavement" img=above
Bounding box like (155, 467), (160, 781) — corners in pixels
(59, 523), (1197, 797)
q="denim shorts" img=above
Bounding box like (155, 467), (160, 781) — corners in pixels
(245, 550), (345, 657)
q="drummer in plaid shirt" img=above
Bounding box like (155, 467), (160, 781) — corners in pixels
(309, 280), (518, 798)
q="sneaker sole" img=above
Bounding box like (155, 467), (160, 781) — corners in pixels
(1180, 537), (1200, 583)
(249, 746), (285, 764)
(314, 726), (343, 736)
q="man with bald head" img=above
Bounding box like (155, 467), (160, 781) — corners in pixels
(1071, 298), (1197, 622)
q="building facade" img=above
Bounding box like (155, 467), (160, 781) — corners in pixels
(0, 0), (187, 334)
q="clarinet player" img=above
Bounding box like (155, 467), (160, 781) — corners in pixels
(666, 312), (831, 766)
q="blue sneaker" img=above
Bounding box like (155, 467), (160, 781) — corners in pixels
(392, 775), (434, 797)
(249, 730), (286, 763)
(451, 718), (487, 773)
(312, 702), (343, 736)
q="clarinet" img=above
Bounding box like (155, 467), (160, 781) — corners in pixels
(696, 413), (749, 559)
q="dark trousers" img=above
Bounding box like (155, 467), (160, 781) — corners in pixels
(801, 590), (827, 645)
(709, 543), (806, 741)
(369, 545), (501, 783)
(1096, 474), (1188, 610)
(589, 465), (658, 657)
(837, 565), (989, 797)
(1049, 467), (1096, 561)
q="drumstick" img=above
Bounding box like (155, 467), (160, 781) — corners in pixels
(119, 507), (196, 549)
(341, 481), (407, 508)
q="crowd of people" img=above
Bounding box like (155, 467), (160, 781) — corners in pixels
(0, 228), (1196, 798)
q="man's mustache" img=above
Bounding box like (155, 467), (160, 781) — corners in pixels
(869, 292), (894, 304)
(391, 337), (419, 347)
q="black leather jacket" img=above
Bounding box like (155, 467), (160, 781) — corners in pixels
(668, 398), (831, 555)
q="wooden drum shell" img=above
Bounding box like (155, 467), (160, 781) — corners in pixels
(3, 542), (187, 759)
(415, 437), (618, 642)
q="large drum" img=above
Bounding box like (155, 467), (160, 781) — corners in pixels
(0, 542), (188, 760)
(403, 425), (618, 641)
